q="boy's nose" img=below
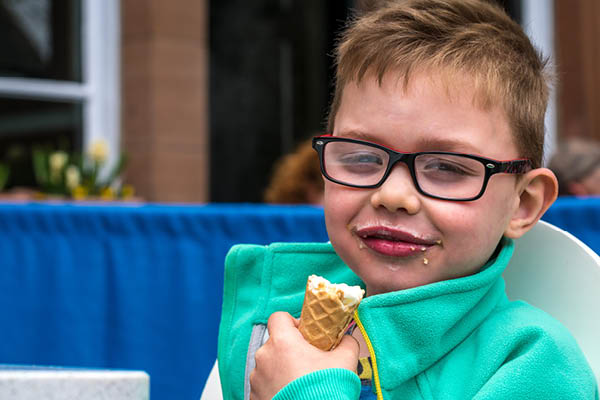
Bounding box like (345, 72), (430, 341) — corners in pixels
(369, 164), (421, 214)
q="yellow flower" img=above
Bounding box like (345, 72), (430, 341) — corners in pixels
(121, 184), (135, 199)
(100, 187), (115, 200)
(65, 165), (81, 190)
(88, 139), (109, 164)
(49, 151), (68, 173)
(72, 185), (88, 200)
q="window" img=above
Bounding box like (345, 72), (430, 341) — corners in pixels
(0, 0), (120, 190)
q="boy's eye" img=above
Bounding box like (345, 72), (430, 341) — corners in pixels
(328, 151), (385, 176)
(338, 152), (384, 166)
(417, 155), (481, 181)
(334, 152), (385, 175)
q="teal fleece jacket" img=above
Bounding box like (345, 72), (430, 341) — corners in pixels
(217, 239), (598, 400)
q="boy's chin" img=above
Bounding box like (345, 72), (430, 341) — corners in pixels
(363, 275), (432, 295)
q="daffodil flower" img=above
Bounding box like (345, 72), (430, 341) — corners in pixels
(88, 139), (109, 164)
(100, 186), (115, 200)
(72, 185), (88, 200)
(49, 151), (68, 172)
(65, 165), (81, 190)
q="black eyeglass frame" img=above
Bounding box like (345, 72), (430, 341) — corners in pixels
(312, 135), (533, 201)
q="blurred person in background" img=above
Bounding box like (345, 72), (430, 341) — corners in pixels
(263, 138), (324, 205)
(549, 138), (600, 196)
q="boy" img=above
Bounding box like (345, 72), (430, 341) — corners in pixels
(216, 0), (598, 399)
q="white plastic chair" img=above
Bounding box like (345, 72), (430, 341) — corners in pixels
(503, 220), (600, 381)
(200, 220), (600, 398)
(200, 360), (222, 400)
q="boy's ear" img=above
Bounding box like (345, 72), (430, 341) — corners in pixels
(504, 168), (558, 239)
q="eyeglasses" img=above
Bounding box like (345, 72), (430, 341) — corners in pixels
(312, 135), (532, 201)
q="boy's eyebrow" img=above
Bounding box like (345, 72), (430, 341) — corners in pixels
(413, 137), (480, 154)
(335, 130), (374, 141)
(336, 130), (481, 154)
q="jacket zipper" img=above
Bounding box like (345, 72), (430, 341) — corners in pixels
(354, 310), (384, 400)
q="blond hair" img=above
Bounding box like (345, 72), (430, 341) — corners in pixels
(327, 0), (551, 167)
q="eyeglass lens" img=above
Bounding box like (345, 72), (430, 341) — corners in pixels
(322, 140), (486, 199)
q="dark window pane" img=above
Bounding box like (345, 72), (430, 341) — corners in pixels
(0, 0), (82, 81)
(493, 0), (521, 24)
(0, 97), (82, 189)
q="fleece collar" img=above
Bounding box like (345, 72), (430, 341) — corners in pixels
(355, 238), (514, 392)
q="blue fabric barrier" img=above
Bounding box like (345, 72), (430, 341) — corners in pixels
(0, 203), (327, 400)
(0, 198), (597, 399)
(542, 197), (600, 256)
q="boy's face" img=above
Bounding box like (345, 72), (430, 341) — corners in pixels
(325, 72), (523, 295)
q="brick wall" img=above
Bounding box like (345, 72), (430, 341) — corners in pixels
(121, 0), (209, 202)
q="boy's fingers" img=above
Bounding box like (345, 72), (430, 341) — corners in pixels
(332, 334), (360, 372)
(266, 311), (295, 336)
(335, 333), (360, 356)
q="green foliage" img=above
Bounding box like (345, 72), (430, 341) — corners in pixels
(0, 163), (9, 191)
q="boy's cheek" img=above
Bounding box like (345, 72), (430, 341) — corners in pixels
(323, 183), (357, 211)
(428, 200), (508, 247)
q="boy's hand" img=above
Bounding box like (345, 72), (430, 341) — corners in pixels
(249, 311), (359, 400)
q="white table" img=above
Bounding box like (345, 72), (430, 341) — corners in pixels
(0, 365), (150, 400)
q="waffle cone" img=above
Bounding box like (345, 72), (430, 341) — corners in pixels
(298, 278), (362, 351)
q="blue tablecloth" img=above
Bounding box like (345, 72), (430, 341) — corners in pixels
(0, 198), (598, 399)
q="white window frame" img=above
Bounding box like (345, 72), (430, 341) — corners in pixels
(522, 0), (556, 165)
(0, 0), (121, 173)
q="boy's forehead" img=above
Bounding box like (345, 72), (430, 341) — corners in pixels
(336, 68), (519, 156)
(345, 67), (504, 113)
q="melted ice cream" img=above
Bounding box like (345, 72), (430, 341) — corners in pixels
(307, 275), (364, 309)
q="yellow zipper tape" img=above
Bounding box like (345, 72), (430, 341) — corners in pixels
(354, 310), (384, 400)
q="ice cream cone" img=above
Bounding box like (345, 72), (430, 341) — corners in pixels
(298, 275), (364, 351)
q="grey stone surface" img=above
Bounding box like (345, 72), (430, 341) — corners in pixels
(0, 367), (149, 400)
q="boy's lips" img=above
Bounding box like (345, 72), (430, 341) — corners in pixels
(353, 226), (439, 258)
